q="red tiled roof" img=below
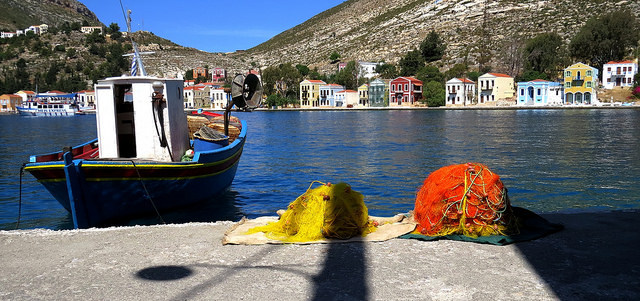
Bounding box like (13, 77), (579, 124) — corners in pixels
(605, 60), (634, 65)
(530, 79), (549, 82)
(458, 78), (475, 84)
(488, 73), (512, 78)
(306, 80), (326, 84)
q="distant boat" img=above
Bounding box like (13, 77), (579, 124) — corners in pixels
(16, 93), (81, 116)
(23, 8), (263, 228)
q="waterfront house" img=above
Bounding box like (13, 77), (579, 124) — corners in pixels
(76, 90), (96, 108)
(299, 79), (326, 108)
(210, 88), (227, 109)
(319, 84), (345, 107)
(358, 84), (369, 107)
(516, 80), (563, 106)
(0, 94), (22, 112)
(15, 90), (36, 103)
(368, 79), (388, 107)
(445, 78), (475, 106)
(184, 85), (210, 109)
(335, 90), (359, 108)
(563, 62), (598, 105)
(358, 62), (381, 79)
(602, 60), (637, 89)
(477, 73), (515, 104)
(211, 68), (226, 82)
(193, 67), (207, 79)
(389, 77), (423, 107)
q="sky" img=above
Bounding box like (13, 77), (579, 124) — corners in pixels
(81, 0), (346, 53)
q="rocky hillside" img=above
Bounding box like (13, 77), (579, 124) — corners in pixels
(235, 0), (640, 74)
(0, 0), (100, 30)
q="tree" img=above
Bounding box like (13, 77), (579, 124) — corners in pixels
(334, 61), (358, 89)
(399, 49), (424, 76)
(517, 70), (549, 82)
(444, 63), (468, 81)
(523, 33), (566, 78)
(423, 81), (445, 107)
(419, 30), (446, 63)
(329, 51), (341, 62)
(375, 63), (397, 79)
(262, 63), (303, 98)
(295, 64), (310, 77)
(570, 10), (639, 70)
(416, 65), (444, 84)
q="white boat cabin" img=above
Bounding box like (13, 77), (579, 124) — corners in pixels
(94, 76), (189, 162)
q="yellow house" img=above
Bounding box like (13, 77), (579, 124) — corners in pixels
(563, 62), (598, 105)
(477, 73), (515, 104)
(357, 84), (369, 107)
(0, 94), (23, 112)
(299, 79), (326, 108)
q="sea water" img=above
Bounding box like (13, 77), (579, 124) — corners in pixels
(1, 109), (639, 230)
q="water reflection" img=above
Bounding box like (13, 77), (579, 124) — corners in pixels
(1, 109), (639, 229)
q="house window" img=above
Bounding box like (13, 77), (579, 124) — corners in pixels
(565, 82), (571, 88)
(607, 67), (611, 72)
(404, 84), (408, 91)
(622, 78), (626, 84)
(586, 81), (592, 88)
(565, 71), (571, 77)
(537, 89), (541, 95)
(586, 70), (592, 77)
(623, 67), (627, 72)
(520, 89), (524, 96)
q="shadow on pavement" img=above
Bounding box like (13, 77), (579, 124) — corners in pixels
(311, 242), (368, 300)
(515, 210), (640, 300)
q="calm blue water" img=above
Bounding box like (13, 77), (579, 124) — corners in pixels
(1, 109), (639, 230)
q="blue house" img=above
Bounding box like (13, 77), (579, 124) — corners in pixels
(319, 84), (344, 107)
(516, 79), (564, 106)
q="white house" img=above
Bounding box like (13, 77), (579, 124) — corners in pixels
(81, 26), (103, 34)
(602, 60), (638, 89)
(335, 90), (359, 107)
(211, 88), (227, 109)
(358, 62), (381, 79)
(445, 78), (475, 106)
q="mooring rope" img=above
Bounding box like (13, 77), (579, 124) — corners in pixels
(129, 160), (166, 225)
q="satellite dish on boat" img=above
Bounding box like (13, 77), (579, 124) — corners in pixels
(231, 74), (263, 110)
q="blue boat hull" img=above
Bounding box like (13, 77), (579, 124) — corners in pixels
(25, 121), (246, 228)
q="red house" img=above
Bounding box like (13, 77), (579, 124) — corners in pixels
(389, 77), (423, 106)
(211, 68), (226, 82)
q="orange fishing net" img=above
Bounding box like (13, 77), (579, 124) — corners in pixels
(413, 163), (518, 238)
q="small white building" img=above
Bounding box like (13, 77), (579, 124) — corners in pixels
(81, 26), (103, 35)
(335, 90), (359, 107)
(210, 88), (227, 109)
(358, 62), (381, 79)
(602, 60), (638, 89)
(445, 78), (476, 106)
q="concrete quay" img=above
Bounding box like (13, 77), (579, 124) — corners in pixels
(1, 210), (638, 301)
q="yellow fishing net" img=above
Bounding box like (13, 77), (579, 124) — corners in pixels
(247, 181), (377, 242)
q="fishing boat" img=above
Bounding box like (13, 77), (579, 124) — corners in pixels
(16, 93), (81, 116)
(23, 10), (262, 228)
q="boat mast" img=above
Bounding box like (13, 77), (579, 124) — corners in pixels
(120, 1), (150, 76)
